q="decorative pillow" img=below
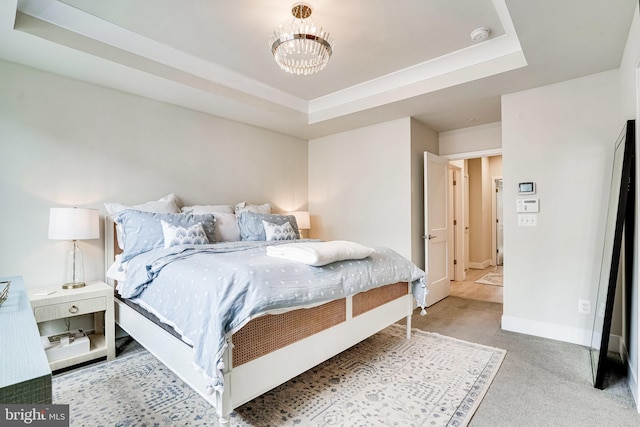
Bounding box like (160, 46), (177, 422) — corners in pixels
(116, 210), (216, 261)
(181, 204), (234, 215)
(237, 212), (299, 241)
(161, 220), (209, 248)
(262, 220), (297, 241)
(213, 213), (241, 242)
(105, 194), (181, 250)
(234, 201), (272, 215)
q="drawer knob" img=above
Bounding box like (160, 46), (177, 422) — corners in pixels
(69, 305), (79, 314)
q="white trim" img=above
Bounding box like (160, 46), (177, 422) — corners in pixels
(17, 0), (308, 113)
(443, 148), (503, 161)
(491, 176), (504, 267)
(628, 353), (639, 412)
(469, 260), (492, 270)
(9, 0), (527, 130)
(501, 315), (592, 346)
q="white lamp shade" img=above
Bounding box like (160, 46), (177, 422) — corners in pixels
(48, 207), (100, 240)
(291, 211), (311, 229)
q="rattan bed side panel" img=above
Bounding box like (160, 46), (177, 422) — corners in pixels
(352, 282), (408, 317)
(232, 298), (346, 367)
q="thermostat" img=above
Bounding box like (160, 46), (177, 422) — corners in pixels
(516, 198), (540, 213)
(518, 182), (536, 195)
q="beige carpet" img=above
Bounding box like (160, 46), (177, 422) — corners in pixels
(53, 324), (506, 426)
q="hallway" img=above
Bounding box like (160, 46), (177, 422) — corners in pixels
(450, 266), (503, 304)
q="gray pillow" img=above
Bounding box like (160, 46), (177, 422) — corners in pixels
(237, 212), (299, 241)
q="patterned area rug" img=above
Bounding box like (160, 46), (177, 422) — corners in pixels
(475, 272), (503, 286)
(53, 325), (506, 426)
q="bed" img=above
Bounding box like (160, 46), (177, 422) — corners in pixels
(104, 200), (427, 425)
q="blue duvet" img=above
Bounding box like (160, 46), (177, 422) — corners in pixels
(118, 241), (427, 392)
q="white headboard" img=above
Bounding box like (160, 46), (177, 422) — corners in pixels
(104, 217), (120, 288)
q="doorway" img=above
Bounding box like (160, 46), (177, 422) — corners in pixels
(447, 155), (503, 304)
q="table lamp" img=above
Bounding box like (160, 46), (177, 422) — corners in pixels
(48, 207), (99, 289)
(290, 211), (311, 238)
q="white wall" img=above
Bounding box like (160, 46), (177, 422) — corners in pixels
(309, 117), (433, 267)
(501, 69), (621, 345)
(439, 122), (502, 157)
(308, 118), (411, 257)
(619, 2), (640, 409)
(467, 158), (486, 267)
(0, 60), (308, 289)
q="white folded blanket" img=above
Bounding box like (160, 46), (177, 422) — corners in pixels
(266, 240), (375, 266)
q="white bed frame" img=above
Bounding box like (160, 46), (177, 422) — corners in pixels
(105, 220), (414, 425)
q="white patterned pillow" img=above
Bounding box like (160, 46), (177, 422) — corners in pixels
(262, 220), (297, 241)
(161, 220), (209, 248)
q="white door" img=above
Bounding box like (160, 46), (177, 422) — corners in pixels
(424, 152), (449, 306)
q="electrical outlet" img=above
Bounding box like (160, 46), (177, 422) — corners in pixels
(578, 299), (591, 314)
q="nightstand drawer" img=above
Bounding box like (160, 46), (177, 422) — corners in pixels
(33, 296), (107, 322)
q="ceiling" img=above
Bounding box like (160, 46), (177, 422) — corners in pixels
(0, 0), (636, 139)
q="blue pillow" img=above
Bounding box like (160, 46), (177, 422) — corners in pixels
(116, 210), (216, 261)
(237, 212), (299, 241)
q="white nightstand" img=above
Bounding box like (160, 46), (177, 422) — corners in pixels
(28, 281), (115, 371)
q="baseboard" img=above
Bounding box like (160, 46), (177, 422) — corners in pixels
(469, 260), (492, 270)
(623, 340), (639, 413)
(618, 338), (628, 365)
(628, 362), (639, 413)
(501, 315), (592, 346)
(609, 334), (622, 357)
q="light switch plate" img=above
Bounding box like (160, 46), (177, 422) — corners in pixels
(518, 214), (537, 227)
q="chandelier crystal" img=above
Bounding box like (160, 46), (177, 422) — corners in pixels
(270, 2), (334, 76)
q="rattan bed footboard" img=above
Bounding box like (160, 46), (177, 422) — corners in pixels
(232, 281), (408, 367)
(116, 280), (408, 369)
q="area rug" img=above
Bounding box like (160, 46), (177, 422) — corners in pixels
(53, 325), (506, 426)
(475, 272), (503, 286)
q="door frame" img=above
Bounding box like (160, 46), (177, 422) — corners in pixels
(491, 176), (503, 267)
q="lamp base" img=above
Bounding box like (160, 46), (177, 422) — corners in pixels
(62, 282), (86, 290)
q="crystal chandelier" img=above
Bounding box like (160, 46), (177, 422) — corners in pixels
(270, 2), (334, 76)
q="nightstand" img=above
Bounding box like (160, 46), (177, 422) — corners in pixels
(28, 281), (115, 371)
